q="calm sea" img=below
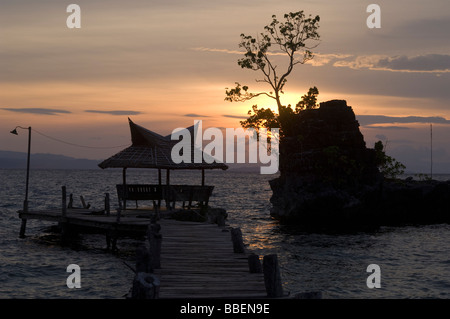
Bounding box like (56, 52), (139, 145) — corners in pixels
(0, 169), (449, 299)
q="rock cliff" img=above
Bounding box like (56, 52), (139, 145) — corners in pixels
(269, 100), (450, 230)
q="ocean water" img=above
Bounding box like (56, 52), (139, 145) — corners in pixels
(0, 168), (449, 299)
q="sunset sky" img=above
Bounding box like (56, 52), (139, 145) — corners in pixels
(1, 0), (449, 173)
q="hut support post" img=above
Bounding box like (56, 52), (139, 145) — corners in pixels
(116, 200), (122, 224)
(105, 193), (110, 216)
(166, 169), (171, 209)
(157, 169), (162, 208)
(122, 167), (127, 210)
(166, 169), (170, 185)
(123, 167), (127, 210)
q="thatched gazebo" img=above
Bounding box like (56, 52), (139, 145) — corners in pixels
(98, 118), (228, 209)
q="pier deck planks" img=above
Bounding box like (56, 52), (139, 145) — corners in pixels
(155, 219), (268, 299)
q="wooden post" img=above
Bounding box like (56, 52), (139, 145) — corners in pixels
(116, 200), (122, 224)
(216, 213), (226, 227)
(105, 193), (110, 216)
(61, 186), (68, 239)
(80, 196), (89, 209)
(107, 195), (122, 250)
(231, 227), (245, 253)
(201, 169), (205, 186)
(147, 223), (162, 271)
(106, 229), (118, 252)
(62, 186), (67, 217)
(131, 272), (160, 299)
(122, 167), (127, 210)
(431, 123), (433, 179)
(248, 253), (262, 273)
(263, 254), (284, 297)
(135, 244), (151, 273)
(19, 126), (31, 238)
(68, 194), (73, 209)
(19, 200), (28, 238)
(166, 169), (171, 209)
(157, 169), (162, 209)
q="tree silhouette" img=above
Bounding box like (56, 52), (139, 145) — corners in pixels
(240, 86), (320, 136)
(225, 11), (320, 127)
(295, 86), (319, 112)
(374, 141), (406, 179)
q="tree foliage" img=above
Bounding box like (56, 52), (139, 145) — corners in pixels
(225, 11), (320, 115)
(239, 86), (319, 136)
(240, 105), (279, 134)
(374, 141), (406, 180)
(295, 86), (319, 112)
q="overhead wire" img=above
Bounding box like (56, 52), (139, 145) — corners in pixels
(32, 128), (130, 149)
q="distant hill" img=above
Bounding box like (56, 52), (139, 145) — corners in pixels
(0, 150), (100, 169)
(0, 150), (265, 172)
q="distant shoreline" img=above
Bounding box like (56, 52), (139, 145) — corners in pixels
(0, 150), (268, 172)
(1, 150), (449, 177)
(0, 150), (100, 170)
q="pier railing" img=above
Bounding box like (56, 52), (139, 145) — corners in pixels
(116, 184), (214, 210)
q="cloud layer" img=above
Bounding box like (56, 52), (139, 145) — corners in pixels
(184, 113), (210, 118)
(1, 108), (71, 115)
(194, 46), (450, 74)
(334, 54), (450, 74)
(85, 110), (143, 116)
(357, 115), (450, 126)
(222, 114), (248, 119)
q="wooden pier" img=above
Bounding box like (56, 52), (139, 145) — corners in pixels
(154, 219), (269, 299)
(18, 208), (151, 234)
(17, 189), (285, 299)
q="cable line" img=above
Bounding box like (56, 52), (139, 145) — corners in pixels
(32, 128), (130, 149)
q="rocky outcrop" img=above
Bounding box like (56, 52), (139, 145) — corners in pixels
(269, 100), (450, 230)
(377, 179), (450, 226)
(277, 99), (381, 185)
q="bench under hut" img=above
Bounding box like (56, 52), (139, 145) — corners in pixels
(98, 118), (228, 211)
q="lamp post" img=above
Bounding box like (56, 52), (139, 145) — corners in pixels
(10, 126), (31, 238)
(430, 123), (433, 180)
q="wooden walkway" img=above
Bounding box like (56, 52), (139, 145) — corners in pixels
(18, 205), (280, 299)
(19, 208), (150, 234)
(154, 219), (269, 299)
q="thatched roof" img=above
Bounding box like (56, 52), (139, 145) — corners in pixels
(98, 118), (228, 170)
